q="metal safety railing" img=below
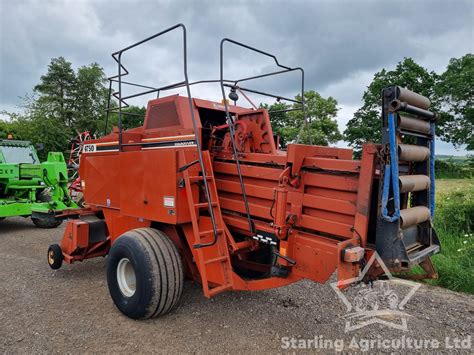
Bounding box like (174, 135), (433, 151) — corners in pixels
(102, 23), (310, 245)
(105, 24), (220, 248)
(219, 38), (309, 235)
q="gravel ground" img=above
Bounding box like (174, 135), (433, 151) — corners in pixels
(0, 217), (473, 353)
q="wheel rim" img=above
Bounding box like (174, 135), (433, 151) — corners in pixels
(48, 250), (55, 265)
(117, 258), (136, 297)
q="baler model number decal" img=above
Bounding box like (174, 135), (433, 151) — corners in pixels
(83, 144), (97, 153)
(83, 143), (120, 153)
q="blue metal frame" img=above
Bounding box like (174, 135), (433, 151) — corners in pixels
(381, 111), (436, 221)
(429, 121), (436, 217)
(381, 112), (401, 222)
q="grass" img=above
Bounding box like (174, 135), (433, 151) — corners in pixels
(419, 179), (474, 293)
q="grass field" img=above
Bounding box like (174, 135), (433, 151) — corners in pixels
(424, 179), (474, 293)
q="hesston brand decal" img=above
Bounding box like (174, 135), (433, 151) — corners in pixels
(173, 140), (196, 146)
(82, 139), (196, 153)
(142, 139), (196, 149)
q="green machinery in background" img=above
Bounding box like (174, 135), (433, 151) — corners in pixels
(0, 139), (77, 228)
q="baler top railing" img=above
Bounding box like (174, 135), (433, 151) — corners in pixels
(106, 23), (221, 248)
(219, 38), (310, 235)
(101, 25), (312, 244)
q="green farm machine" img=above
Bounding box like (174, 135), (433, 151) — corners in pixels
(0, 139), (77, 228)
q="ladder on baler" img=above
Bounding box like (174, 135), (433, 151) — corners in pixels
(376, 86), (440, 275)
(181, 150), (233, 297)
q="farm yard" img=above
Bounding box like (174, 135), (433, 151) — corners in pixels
(0, 178), (473, 353)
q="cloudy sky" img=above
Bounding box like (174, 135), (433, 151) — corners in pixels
(0, 0), (472, 154)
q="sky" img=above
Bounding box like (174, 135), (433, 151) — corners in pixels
(0, 0), (472, 155)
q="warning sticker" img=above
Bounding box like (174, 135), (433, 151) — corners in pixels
(163, 196), (175, 208)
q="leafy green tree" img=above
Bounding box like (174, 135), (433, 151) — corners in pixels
(1, 108), (72, 160)
(344, 58), (438, 153)
(33, 58), (110, 136)
(0, 112), (70, 160)
(34, 57), (77, 126)
(266, 90), (341, 148)
(263, 101), (295, 147)
(0, 112), (21, 139)
(74, 63), (109, 134)
(294, 90), (341, 146)
(436, 54), (473, 150)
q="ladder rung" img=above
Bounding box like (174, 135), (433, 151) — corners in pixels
(204, 255), (229, 265)
(199, 228), (223, 236)
(195, 202), (217, 209)
(188, 175), (213, 181)
(208, 284), (233, 297)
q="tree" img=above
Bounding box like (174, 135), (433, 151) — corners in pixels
(34, 57), (77, 126)
(34, 58), (111, 136)
(266, 90), (341, 148)
(263, 101), (296, 148)
(293, 91), (341, 146)
(0, 110), (71, 160)
(436, 54), (473, 150)
(344, 58), (438, 153)
(0, 112), (21, 139)
(74, 63), (109, 135)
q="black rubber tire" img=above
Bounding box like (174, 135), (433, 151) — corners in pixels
(47, 244), (63, 270)
(0, 217), (5, 222)
(32, 217), (63, 229)
(106, 228), (184, 320)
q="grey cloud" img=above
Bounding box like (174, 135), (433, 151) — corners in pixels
(1, 0), (472, 124)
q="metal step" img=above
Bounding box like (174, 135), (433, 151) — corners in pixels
(205, 255), (229, 265)
(208, 284), (233, 297)
(195, 202), (218, 209)
(188, 175), (213, 181)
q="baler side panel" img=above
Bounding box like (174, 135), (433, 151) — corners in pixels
(214, 156), (362, 240)
(119, 149), (180, 224)
(81, 153), (121, 210)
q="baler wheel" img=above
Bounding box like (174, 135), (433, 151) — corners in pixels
(32, 217), (63, 229)
(0, 217), (5, 222)
(106, 228), (184, 320)
(47, 244), (63, 270)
